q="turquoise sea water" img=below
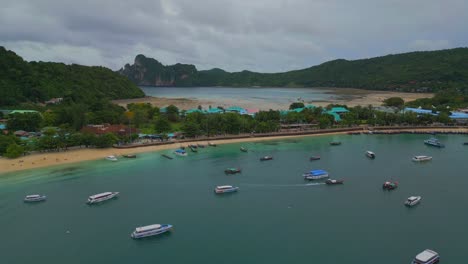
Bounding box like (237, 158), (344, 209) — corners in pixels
(1, 134), (467, 263)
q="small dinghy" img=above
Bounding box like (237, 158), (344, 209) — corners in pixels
(310, 156), (321, 161)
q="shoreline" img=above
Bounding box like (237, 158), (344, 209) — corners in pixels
(1, 126), (466, 175)
(112, 88), (433, 110)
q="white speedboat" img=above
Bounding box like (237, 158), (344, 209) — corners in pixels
(412, 249), (439, 264)
(131, 224), (173, 239)
(24, 194), (47, 202)
(365, 151), (375, 159)
(174, 149), (187, 156)
(405, 196), (422, 207)
(412, 155), (432, 162)
(215, 185), (239, 194)
(106, 155), (118, 161)
(87, 192), (119, 204)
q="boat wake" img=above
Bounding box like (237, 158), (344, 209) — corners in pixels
(242, 183), (325, 187)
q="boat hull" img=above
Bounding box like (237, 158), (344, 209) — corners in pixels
(405, 196), (422, 207)
(131, 224), (172, 239)
(303, 174), (329, 180)
(24, 196), (47, 202)
(215, 187), (239, 194)
(87, 192), (119, 204)
(412, 157), (432, 162)
(326, 179), (344, 185)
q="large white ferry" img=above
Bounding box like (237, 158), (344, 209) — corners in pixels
(131, 224), (173, 239)
(24, 194), (47, 202)
(87, 192), (119, 204)
(412, 155), (432, 162)
(215, 185), (239, 194)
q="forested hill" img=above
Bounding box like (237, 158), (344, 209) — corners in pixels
(0, 47), (145, 106)
(119, 48), (468, 92)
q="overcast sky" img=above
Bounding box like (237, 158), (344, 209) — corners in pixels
(1, 0), (467, 72)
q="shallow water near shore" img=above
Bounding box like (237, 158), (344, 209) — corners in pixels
(1, 134), (467, 263)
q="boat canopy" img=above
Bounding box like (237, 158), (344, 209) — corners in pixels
(135, 224), (162, 233)
(26, 194), (41, 198)
(89, 192), (113, 199)
(175, 149), (186, 153)
(415, 249), (438, 262)
(407, 196), (420, 201)
(217, 185), (233, 189)
(310, 169), (328, 175)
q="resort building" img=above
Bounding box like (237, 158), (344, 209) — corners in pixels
(449, 111), (468, 124)
(225, 106), (247, 115)
(81, 124), (139, 136)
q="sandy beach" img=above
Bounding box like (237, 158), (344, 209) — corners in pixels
(2, 127), (467, 175)
(0, 132), (349, 175)
(112, 88), (433, 110)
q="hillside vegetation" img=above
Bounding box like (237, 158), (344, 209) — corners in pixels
(120, 48), (468, 93)
(0, 47), (144, 106)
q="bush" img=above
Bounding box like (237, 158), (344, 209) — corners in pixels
(4, 143), (24, 158)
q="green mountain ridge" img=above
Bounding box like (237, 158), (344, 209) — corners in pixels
(119, 48), (468, 93)
(0, 46), (145, 106)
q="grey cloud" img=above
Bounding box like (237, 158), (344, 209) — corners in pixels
(0, 0), (467, 72)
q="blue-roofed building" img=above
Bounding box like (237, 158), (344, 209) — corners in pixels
(325, 111), (342, 122)
(225, 106), (247, 114)
(330, 107), (349, 114)
(449, 111), (468, 124)
(159, 107), (167, 113)
(0, 124), (6, 130)
(403, 107), (438, 115)
(186, 108), (203, 114)
(206, 108), (224, 114)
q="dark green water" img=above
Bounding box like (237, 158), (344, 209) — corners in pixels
(1, 134), (467, 264)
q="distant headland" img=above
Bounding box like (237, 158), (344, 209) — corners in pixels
(119, 47), (468, 93)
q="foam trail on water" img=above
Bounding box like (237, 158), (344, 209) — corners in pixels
(242, 183), (325, 187)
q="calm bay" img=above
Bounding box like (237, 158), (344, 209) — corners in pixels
(1, 134), (467, 263)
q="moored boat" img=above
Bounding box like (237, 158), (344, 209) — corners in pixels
(208, 142), (217, 147)
(161, 154), (173, 160)
(123, 154), (136, 158)
(303, 169), (329, 180)
(215, 185), (239, 194)
(310, 156), (321, 161)
(197, 143), (206, 148)
(365, 151), (376, 159)
(424, 138), (445, 148)
(224, 168), (241, 174)
(106, 155), (118, 161)
(87, 192), (119, 204)
(260, 156), (273, 161)
(463, 142), (468, 145)
(24, 194), (47, 202)
(188, 144), (198, 149)
(174, 149), (187, 156)
(240, 147), (248, 152)
(130, 224), (173, 239)
(330, 141), (341, 146)
(189, 146), (198, 153)
(412, 155), (432, 162)
(405, 196), (422, 207)
(326, 179), (344, 185)
(411, 249), (439, 264)
(382, 181), (398, 190)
